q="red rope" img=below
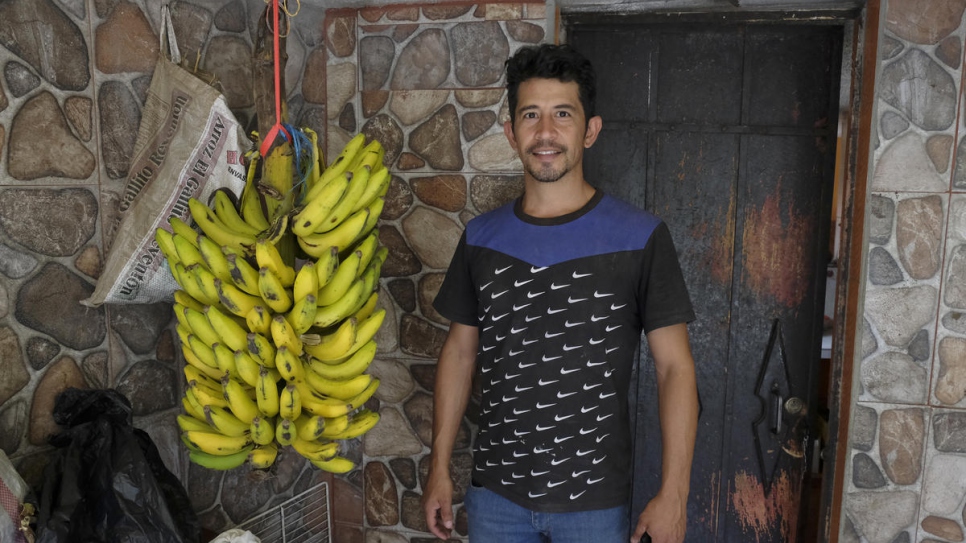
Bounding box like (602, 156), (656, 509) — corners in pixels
(259, 0), (291, 158)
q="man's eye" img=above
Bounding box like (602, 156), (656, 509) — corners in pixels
(556, 111), (571, 117)
(523, 112), (537, 119)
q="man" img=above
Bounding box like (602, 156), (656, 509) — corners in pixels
(422, 43), (699, 543)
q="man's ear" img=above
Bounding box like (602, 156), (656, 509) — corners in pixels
(584, 116), (603, 148)
(503, 120), (519, 151)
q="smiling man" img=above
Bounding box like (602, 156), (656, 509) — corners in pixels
(423, 44), (699, 543)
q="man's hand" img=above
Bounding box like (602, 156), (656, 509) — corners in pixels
(631, 492), (687, 543)
(422, 468), (455, 540)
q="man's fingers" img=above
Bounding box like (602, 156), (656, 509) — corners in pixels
(424, 500), (453, 540)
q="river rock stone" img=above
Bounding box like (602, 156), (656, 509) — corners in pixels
(213, 0), (246, 32)
(880, 111), (908, 140)
(8, 92), (96, 180)
(387, 6), (418, 21)
(507, 20), (545, 43)
(361, 36), (394, 91)
(945, 245), (966, 309)
(400, 314), (446, 358)
(456, 89), (504, 108)
(397, 152), (425, 170)
(463, 110), (497, 141)
(922, 454), (966, 515)
(26, 336), (60, 370)
(0, 399), (26, 454)
(95, 1), (157, 74)
(852, 404), (877, 451)
(942, 311), (966, 334)
(896, 195), (943, 279)
(411, 175), (466, 212)
(869, 195), (895, 245)
(0, 327), (29, 406)
(219, 462), (277, 523)
(0, 243), (38, 279)
(418, 273), (447, 325)
(390, 90), (449, 126)
(369, 358), (414, 403)
(861, 351), (926, 403)
(29, 356), (87, 445)
(865, 285), (937, 347)
(873, 132), (948, 192)
(936, 336), (966, 405)
(74, 245), (101, 279)
(301, 47), (326, 104)
(423, 5), (473, 19)
(868, 247), (903, 285)
(936, 35), (962, 69)
(204, 35), (253, 109)
(379, 225), (421, 277)
(365, 461), (399, 526)
(921, 516), (964, 541)
(362, 114), (404, 167)
(885, 0), (966, 45)
(452, 22), (508, 87)
(82, 351), (109, 389)
(109, 302), (171, 354)
(0, 283), (8, 320)
(403, 206), (464, 269)
(391, 29), (449, 90)
(116, 360), (177, 416)
(879, 408), (924, 485)
(364, 406), (422, 457)
(387, 278), (416, 313)
(64, 96), (93, 142)
(362, 90), (389, 117)
(382, 176), (413, 220)
(880, 49), (957, 131)
(0, 0), (90, 90)
(907, 329), (930, 361)
(99, 81), (140, 179)
(410, 105), (464, 170)
(0, 188), (97, 256)
(934, 411), (966, 452)
(927, 134), (954, 173)
(327, 15), (356, 57)
(852, 452), (886, 489)
(4, 61), (40, 97)
(468, 132), (522, 172)
(846, 491), (918, 543)
(339, 103), (356, 132)
(400, 490), (428, 531)
(16, 262), (105, 350)
(391, 24), (418, 43)
(390, 457), (417, 489)
(170, 1), (211, 63)
(470, 174), (525, 213)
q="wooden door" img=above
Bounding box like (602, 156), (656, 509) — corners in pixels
(569, 21), (841, 542)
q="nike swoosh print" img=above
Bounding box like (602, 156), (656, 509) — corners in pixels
(587, 476), (605, 484)
(547, 307), (566, 314)
(579, 427), (597, 434)
(514, 385), (533, 392)
(583, 383), (602, 390)
(573, 470), (590, 477)
(481, 281), (493, 290)
(510, 326), (527, 334)
(592, 457), (606, 465)
(492, 312), (510, 321)
(589, 337), (605, 345)
(512, 303), (530, 311)
(508, 349), (525, 356)
(597, 413), (614, 421)
(581, 405), (598, 413)
(610, 303), (627, 310)
(536, 401), (557, 408)
(502, 395), (517, 402)
(522, 338), (538, 345)
(596, 434), (610, 443)
(527, 291), (545, 299)
(525, 314), (542, 322)
(573, 271), (591, 278)
(590, 315), (608, 322)
(570, 491), (587, 500)
(513, 408), (531, 415)
(538, 379), (559, 386)
(560, 367), (580, 374)
(576, 449), (595, 456)
(518, 361), (536, 368)
(567, 296), (587, 303)
(534, 446), (552, 453)
(495, 265), (512, 274)
(605, 346), (620, 354)
(550, 283), (570, 290)
(594, 291), (613, 298)
(531, 470), (550, 476)
(514, 279), (533, 287)
(555, 413), (574, 421)
(529, 491), (547, 498)
(547, 480), (567, 487)
(491, 290), (508, 299)
(586, 360), (607, 367)
(535, 424), (556, 431)
(504, 373), (520, 379)
(554, 436), (574, 443)
(531, 266), (548, 273)
(562, 344), (581, 351)
(545, 331), (564, 338)
(564, 320), (584, 327)
(557, 391), (577, 398)
(542, 354), (562, 362)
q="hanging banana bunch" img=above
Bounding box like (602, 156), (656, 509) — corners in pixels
(157, 1), (388, 474)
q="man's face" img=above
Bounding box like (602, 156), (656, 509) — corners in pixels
(504, 78), (601, 184)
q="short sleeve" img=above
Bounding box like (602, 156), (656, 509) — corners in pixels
(639, 222), (696, 333)
(432, 232), (479, 327)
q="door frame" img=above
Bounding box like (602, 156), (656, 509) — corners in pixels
(559, 2), (877, 541)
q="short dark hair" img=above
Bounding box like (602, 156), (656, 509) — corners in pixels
(505, 43), (597, 126)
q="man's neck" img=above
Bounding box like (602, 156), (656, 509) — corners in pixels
(520, 177), (597, 219)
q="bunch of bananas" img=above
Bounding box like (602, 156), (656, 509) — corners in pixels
(158, 130), (389, 473)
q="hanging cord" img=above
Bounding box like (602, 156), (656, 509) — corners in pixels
(258, 0), (292, 159)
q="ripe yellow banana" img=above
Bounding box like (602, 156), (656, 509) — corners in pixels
(250, 416), (276, 446)
(297, 206), (369, 255)
(279, 383), (302, 421)
(351, 292), (380, 323)
(303, 127), (323, 190)
(222, 374), (260, 424)
(240, 154), (271, 231)
(260, 144), (296, 223)
(352, 166), (390, 214)
(345, 309), (386, 359)
(318, 250), (362, 306)
(257, 266), (293, 313)
(304, 371), (372, 401)
(293, 261), (319, 302)
(247, 332), (277, 367)
(256, 365), (280, 417)
(298, 385), (353, 418)
(183, 363), (222, 391)
(182, 306), (220, 347)
(174, 289), (206, 312)
(177, 413), (213, 433)
(291, 172), (350, 238)
(204, 404), (251, 437)
(271, 314), (303, 356)
(275, 345), (306, 383)
(248, 443), (279, 469)
(255, 239), (295, 287)
(182, 394), (206, 421)
(155, 228), (181, 265)
(212, 189), (262, 237)
(307, 133), (365, 201)
(183, 429), (251, 455)
(308, 339), (377, 380)
(347, 139), (384, 173)
(245, 304), (272, 335)
(215, 278), (262, 317)
(225, 252), (260, 296)
(286, 293), (317, 335)
(356, 197), (385, 246)
(309, 455), (355, 474)
(173, 303), (194, 334)
(291, 437), (339, 462)
(212, 342), (238, 377)
(351, 231), (380, 276)
(295, 413), (333, 441)
(275, 418), (296, 446)
(233, 348), (262, 387)
(186, 334), (219, 369)
(182, 342), (224, 380)
(189, 446), (253, 470)
(168, 217), (200, 249)
(314, 164), (370, 234)
(303, 317), (357, 361)
(346, 377), (380, 410)
(312, 278), (365, 329)
(328, 408), (380, 440)
(315, 246), (340, 288)
(176, 263), (220, 306)
(196, 234), (235, 284)
(188, 197), (257, 254)
(205, 304), (249, 352)
(189, 381), (229, 408)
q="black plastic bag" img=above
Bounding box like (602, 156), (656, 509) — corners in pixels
(34, 388), (199, 543)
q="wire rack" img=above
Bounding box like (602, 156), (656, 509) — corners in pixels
(234, 482), (330, 543)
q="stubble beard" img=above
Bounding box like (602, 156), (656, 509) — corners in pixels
(524, 143), (571, 183)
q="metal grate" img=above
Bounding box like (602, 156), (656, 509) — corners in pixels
(234, 482), (330, 543)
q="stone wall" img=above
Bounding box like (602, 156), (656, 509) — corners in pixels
(841, 0), (966, 542)
(0, 0), (543, 541)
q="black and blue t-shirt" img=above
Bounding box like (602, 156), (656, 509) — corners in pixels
(433, 190), (694, 513)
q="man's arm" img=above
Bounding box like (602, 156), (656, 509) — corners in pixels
(422, 321), (479, 540)
(631, 323), (699, 543)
